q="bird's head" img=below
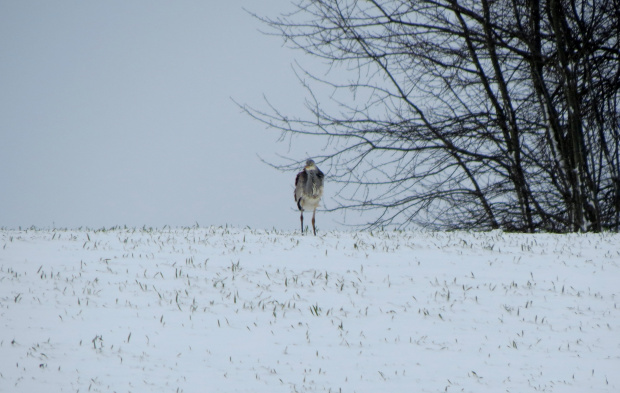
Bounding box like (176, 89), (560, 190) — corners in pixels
(305, 159), (317, 170)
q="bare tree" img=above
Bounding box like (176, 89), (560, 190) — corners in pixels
(242, 0), (620, 232)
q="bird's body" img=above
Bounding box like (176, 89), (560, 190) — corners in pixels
(294, 159), (324, 235)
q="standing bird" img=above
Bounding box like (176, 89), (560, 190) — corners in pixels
(294, 159), (324, 235)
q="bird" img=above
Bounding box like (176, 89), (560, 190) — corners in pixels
(294, 159), (324, 235)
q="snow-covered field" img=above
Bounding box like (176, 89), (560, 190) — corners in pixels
(1, 227), (618, 392)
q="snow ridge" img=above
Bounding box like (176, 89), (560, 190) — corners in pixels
(1, 227), (619, 392)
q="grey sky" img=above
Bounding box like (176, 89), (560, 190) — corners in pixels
(1, 1), (348, 230)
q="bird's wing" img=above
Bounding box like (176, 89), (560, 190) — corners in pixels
(314, 170), (325, 198)
(316, 170), (324, 186)
(294, 171), (307, 208)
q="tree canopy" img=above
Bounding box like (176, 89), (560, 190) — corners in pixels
(244, 0), (620, 232)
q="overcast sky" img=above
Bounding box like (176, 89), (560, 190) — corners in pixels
(0, 1), (353, 230)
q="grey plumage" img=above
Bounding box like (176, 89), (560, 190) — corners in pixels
(294, 159), (324, 235)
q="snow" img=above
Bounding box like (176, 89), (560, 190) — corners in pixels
(1, 227), (619, 392)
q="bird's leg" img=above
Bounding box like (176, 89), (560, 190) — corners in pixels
(312, 210), (316, 236)
(300, 212), (304, 235)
